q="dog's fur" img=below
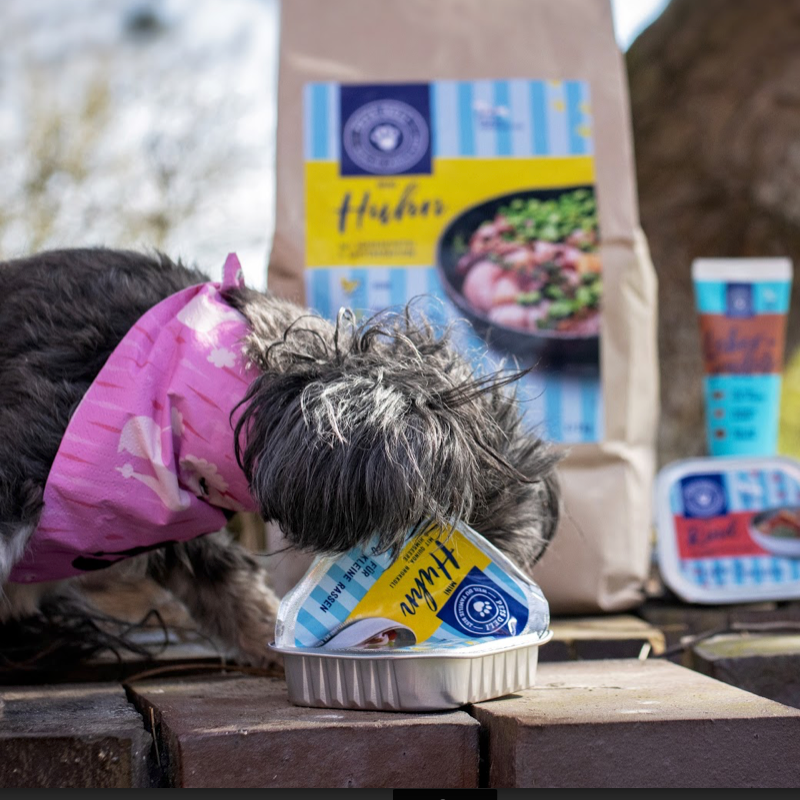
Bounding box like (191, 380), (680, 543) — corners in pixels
(0, 248), (560, 668)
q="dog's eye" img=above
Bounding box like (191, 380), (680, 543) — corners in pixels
(199, 477), (210, 497)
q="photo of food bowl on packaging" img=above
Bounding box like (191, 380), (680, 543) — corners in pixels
(270, 521), (552, 711)
(437, 186), (601, 366)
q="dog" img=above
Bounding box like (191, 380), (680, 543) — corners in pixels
(0, 247), (560, 668)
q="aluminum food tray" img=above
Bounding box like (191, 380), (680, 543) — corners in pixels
(270, 630), (552, 712)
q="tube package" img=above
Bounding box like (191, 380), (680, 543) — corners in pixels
(692, 258), (793, 457)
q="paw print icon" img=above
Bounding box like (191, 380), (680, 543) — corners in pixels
(470, 599), (494, 618)
(454, 583), (510, 634)
(370, 123), (402, 152)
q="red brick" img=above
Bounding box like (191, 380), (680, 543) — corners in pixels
(638, 598), (800, 653)
(543, 615), (666, 661)
(691, 632), (800, 709)
(0, 683), (152, 788)
(127, 675), (479, 788)
(470, 658), (800, 788)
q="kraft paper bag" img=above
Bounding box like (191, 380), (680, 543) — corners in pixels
(267, 0), (659, 613)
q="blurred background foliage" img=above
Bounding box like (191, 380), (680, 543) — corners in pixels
(2, 0), (799, 470)
(0, 0), (278, 290)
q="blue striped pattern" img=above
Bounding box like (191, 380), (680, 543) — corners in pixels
(434, 78), (592, 158)
(484, 561), (527, 606)
(294, 543), (397, 647)
(730, 470), (769, 512)
(304, 82), (340, 162)
(457, 82), (476, 156)
(727, 468), (798, 513)
(304, 80), (594, 160)
(306, 266), (429, 318)
(494, 81), (513, 157)
(544, 380), (563, 441)
(327, 563), (371, 602)
(310, 582), (352, 624)
(296, 608), (330, 645)
(680, 556), (800, 590)
(529, 81), (549, 155)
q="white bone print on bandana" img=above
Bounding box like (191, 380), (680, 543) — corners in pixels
(117, 416), (192, 512)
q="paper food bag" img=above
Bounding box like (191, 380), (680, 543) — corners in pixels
(268, 0), (659, 613)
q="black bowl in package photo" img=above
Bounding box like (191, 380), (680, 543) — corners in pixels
(436, 186), (601, 368)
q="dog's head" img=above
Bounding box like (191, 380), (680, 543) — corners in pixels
(233, 306), (560, 567)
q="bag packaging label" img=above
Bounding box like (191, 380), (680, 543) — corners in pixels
(304, 79), (603, 444)
(275, 521), (550, 651)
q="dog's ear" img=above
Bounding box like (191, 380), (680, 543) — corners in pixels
(233, 309), (558, 558)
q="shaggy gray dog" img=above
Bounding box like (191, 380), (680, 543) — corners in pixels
(0, 248), (560, 668)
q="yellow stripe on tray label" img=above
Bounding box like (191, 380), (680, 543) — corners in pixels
(305, 156), (595, 268)
(345, 524), (492, 644)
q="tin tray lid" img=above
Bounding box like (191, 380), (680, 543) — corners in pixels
(274, 520), (550, 651)
(655, 455), (800, 604)
(270, 629), (553, 660)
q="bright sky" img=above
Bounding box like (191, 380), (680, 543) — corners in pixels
(611, 0), (670, 49)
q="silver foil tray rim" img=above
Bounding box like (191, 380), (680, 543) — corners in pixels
(271, 630), (553, 711)
(270, 629), (553, 660)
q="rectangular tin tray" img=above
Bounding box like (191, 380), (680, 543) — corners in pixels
(270, 631), (552, 712)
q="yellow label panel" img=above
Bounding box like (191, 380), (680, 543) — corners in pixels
(306, 156), (595, 268)
(346, 526), (491, 644)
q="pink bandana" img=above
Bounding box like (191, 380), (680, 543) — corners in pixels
(9, 254), (258, 583)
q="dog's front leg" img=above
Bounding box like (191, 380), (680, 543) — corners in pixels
(145, 529), (280, 668)
(0, 477), (45, 592)
(0, 522), (39, 597)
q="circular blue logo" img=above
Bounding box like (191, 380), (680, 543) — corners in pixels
(683, 478), (727, 518)
(342, 99), (429, 175)
(453, 583), (510, 635)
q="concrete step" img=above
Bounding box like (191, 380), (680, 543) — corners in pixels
(469, 658), (800, 788)
(126, 675), (480, 788)
(690, 631), (800, 710)
(545, 614), (666, 661)
(637, 598), (800, 655)
(0, 683), (152, 788)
